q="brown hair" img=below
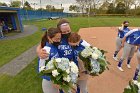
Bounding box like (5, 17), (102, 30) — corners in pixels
(41, 27), (60, 48)
(123, 21), (129, 24)
(68, 32), (81, 43)
(57, 18), (70, 30)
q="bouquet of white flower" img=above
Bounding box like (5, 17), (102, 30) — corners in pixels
(79, 46), (109, 76)
(124, 80), (140, 93)
(40, 58), (79, 93)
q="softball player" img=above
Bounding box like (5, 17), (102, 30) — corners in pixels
(37, 19), (89, 93)
(117, 29), (140, 71)
(0, 20), (4, 38)
(68, 32), (91, 93)
(113, 21), (130, 61)
(68, 32), (90, 69)
(38, 28), (61, 93)
(133, 46), (140, 80)
(57, 21), (87, 93)
(125, 31), (140, 80)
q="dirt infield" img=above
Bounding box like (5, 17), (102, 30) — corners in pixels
(78, 27), (137, 93)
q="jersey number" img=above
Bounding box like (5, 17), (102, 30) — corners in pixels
(64, 50), (72, 56)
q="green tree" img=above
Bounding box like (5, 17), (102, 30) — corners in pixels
(0, 2), (8, 6)
(10, 1), (21, 8)
(69, 5), (80, 12)
(23, 1), (33, 10)
(107, 3), (115, 14)
(115, 2), (126, 14)
(37, 8), (45, 11)
(46, 5), (54, 11)
(45, 5), (63, 12)
(100, 1), (110, 10)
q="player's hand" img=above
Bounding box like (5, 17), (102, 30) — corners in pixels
(53, 84), (60, 89)
(121, 43), (124, 47)
(135, 47), (138, 52)
(38, 48), (49, 59)
(71, 85), (77, 93)
(121, 24), (124, 27)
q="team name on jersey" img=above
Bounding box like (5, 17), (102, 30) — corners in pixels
(58, 45), (71, 50)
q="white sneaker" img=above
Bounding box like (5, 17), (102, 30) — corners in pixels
(113, 56), (119, 61)
(127, 64), (131, 69)
(117, 66), (124, 72)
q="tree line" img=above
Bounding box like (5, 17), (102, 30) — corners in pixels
(69, 0), (140, 16)
(0, 1), (63, 12)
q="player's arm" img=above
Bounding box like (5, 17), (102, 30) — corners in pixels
(125, 29), (139, 37)
(122, 29), (139, 47)
(118, 24), (124, 31)
(81, 40), (91, 47)
(36, 43), (49, 59)
(121, 36), (126, 47)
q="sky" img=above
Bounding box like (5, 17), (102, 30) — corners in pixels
(0, 0), (77, 12)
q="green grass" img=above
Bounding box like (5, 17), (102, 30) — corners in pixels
(1, 17), (140, 93)
(0, 20), (57, 67)
(0, 58), (43, 93)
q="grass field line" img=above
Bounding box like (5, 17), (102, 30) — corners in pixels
(0, 44), (38, 76)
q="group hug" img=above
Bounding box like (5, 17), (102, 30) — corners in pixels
(36, 18), (140, 93)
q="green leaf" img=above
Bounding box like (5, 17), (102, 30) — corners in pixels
(98, 58), (107, 66)
(61, 83), (70, 93)
(62, 71), (68, 77)
(123, 81), (139, 93)
(45, 59), (49, 66)
(53, 60), (58, 69)
(79, 52), (91, 71)
(98, 49), (107, 55)
(123, 88), (132, 93)
(42, 69), (55, 74)
(106, 66), (109, 70)
(107, 61), (111, 65)
(56, 74), (63, 81)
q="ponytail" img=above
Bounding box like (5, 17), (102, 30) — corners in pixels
(41, 31), (48, 48)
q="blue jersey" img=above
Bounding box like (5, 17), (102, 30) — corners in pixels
(125, 29), (140, 44)
(133, 36), (140, 45)
(118, 27), (130, 38)
(58, 38), (73, 61)
(73, 40), (90, 66)
(38, 42), (59, 81)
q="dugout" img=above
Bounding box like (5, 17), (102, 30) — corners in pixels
(0, 7), (23, 32)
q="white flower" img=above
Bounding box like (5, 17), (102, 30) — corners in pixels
(94, 49), (103, 57)
(69, 61), (75, 67)
(55, 58), (61, 63)
(40, 66), (46, 71)
(126, 85), (131, 89)
(63, 75), (71, 82)
(92, 53), (99, 59)
(92, 47), (98, 50)
(66, 69), (70, 74)
(69, 62), (79, 74)
(90, 58), (100, 73)
(133, 80), (138, 85)
(137, 83), (140, 88)
(71, 67), (79, 74)
(52, 70), (59, 77)
(46, 60), (54, 70)
(81, 47), (94, 58)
